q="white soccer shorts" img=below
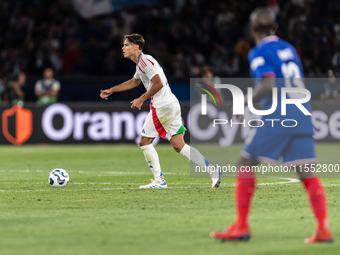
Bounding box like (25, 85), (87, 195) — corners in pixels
(141, 101), (186, 140)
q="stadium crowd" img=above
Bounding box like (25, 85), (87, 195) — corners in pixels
(1, 0), (340, 80)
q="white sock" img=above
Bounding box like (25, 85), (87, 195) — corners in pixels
(179, 144), (210, 167)
(140, 144), (164, 182)
(180, 144), (218, 179)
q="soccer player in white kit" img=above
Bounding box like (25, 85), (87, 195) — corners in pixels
(100, 33), (221, 188)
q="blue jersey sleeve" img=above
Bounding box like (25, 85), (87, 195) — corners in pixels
(248, 49), (276, 78)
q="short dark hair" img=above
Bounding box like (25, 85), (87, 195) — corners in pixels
(250, 7), (277, 35)
(123, 33), (145, 50)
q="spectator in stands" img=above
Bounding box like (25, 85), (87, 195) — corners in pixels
(0, 78), (4, 103)
(1, 0), (340, 80)
(331, 45), (340, 76)
(201, 65), (221, 85)
(35, 67), (60, 105)
(194, 65), (224, 102)
(320, 70), (340, 100)
(3, 72), (26, 104)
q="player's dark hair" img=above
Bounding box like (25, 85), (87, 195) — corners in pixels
(250, 7), (277, 35)
(123, 33), (145, 50)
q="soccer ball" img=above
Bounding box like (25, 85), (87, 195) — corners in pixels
(49, 168), (69, 187)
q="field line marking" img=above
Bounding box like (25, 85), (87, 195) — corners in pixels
(0, 170), (188, 175)
(257, 177), (300, 185)
(0, 177), (302, 192)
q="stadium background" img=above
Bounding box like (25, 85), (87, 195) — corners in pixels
(1, 2), (340, 255)
(1, 0), (340, 145)
(1, 0), (340, 99)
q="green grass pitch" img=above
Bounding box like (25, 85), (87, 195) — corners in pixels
(0, 144), (339, 255)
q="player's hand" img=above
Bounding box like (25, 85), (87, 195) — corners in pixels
(100, 89), (112, 100)
(130, 98), (144, 110)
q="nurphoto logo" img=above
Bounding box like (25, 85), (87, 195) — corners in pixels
(199, 83), (312, 128)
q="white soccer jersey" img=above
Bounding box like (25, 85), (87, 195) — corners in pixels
(133, 53), (178, 108)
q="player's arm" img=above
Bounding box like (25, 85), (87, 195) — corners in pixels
(137, 74), (163, 103)
(247, 51), (276, 104)
(131, 74), (163, 110)
(100, 78), (141, 100)
(246, 77), (275, 104)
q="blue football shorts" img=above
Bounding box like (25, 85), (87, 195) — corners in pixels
(241, 127), (317, 166)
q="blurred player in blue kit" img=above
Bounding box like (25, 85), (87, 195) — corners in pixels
(100, 33), (221, 189)
(211, 7), (333, 243)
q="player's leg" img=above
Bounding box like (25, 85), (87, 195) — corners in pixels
(169, 132), (210, 167)
(138, 112), (166, 189)
(235, 156), (257, 228)
(163, 102), (221, 188)
(211, 127), (284, 241)
(210, 156), (257, 241)
(169, 132), (222, 188)
(300, 169), (333, 243)
(283, 136), (333, 243)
